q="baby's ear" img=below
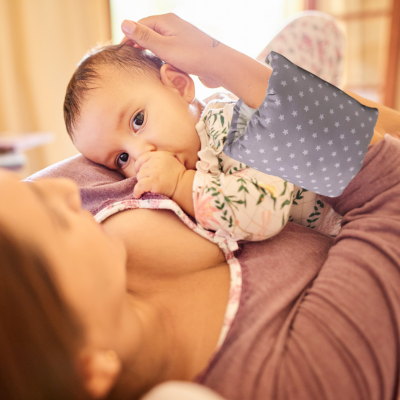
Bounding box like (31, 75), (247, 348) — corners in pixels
(160, 64), (196, 103)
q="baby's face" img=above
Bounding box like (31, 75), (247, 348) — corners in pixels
(74, 66), (202, 178)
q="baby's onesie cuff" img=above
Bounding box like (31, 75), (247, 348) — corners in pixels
(223, 51), (379, 197)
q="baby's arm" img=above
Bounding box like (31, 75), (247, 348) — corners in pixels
(171, 170), (196, 217)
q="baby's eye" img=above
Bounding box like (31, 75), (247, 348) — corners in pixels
(116, 152), (129, 169)
(131, 111), (145, 132)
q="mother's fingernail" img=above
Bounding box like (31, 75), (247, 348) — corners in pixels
(122, 20), (136, 35)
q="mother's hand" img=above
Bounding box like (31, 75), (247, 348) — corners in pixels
(121, 13), (221, 88)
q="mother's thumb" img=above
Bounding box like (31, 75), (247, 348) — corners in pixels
(121, 20), (156, 50)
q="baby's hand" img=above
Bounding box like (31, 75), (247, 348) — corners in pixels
(133, 151), (186, 198)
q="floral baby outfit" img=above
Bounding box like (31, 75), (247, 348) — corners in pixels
(194, 93), (343, 239)
(193, 95), (294, 244)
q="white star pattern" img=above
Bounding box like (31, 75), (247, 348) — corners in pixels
(226, 52), (378, 197)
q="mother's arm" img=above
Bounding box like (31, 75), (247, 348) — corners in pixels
(272, 134), (400, 398)
(345, 90), (400, 144)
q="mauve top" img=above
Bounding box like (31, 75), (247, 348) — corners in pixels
(194, 134), (400, 400)
(26, 135), (400, 399)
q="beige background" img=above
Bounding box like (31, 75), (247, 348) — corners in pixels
(0, 0), (111, 177)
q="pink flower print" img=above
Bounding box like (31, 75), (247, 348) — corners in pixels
(120, 199), (140, 209)
(194, 187), (220, 229)
(233, 169), (251, 178)
(149, 199), (163, 209)
(252, 210), (272, 240)
(180, 214), (198, 230)
(300, 34), (313, 54)
(224, 315), (233, 327)
(229, 284), (241, 304)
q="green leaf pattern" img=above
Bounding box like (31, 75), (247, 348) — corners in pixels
(194, 101), (294, 241)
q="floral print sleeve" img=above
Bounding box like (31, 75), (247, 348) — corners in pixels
(193, 98), (294, 242)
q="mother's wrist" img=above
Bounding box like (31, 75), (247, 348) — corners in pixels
(208, 43), (272, 109)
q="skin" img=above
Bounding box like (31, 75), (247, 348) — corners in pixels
(74, 64), (206, 217)
(0, 169), (230, 398)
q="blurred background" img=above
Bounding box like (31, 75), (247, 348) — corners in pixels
(0, 0), (399, 178)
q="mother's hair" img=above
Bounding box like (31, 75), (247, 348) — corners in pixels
(0, 223), (89, 399)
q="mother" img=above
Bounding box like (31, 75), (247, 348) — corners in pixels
(1, 13), (400, 400)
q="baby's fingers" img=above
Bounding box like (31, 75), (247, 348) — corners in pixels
(133, 178), (151, 198)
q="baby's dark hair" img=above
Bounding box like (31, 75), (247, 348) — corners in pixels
(63, 42), (164, 141)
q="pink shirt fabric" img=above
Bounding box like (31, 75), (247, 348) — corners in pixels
(194, 134), (400, 400)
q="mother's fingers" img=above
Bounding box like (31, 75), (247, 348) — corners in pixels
(120, 34), (147, 50)
(121, 19), (168, 59)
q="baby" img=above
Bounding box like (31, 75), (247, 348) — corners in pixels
(63, 43), (295, 243)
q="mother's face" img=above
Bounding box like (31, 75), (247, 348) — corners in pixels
(0, 169), (128, 347)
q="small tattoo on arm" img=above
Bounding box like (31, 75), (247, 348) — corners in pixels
(210, 37), (220, 47)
